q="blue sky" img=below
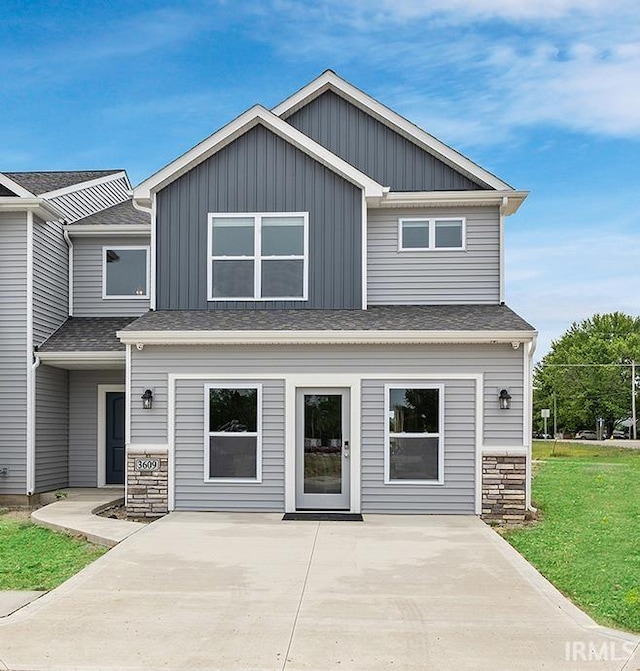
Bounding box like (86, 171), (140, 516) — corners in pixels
(2, 0), (639, 358)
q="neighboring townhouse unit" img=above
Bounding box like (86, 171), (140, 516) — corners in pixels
(0, 71), (536, 522)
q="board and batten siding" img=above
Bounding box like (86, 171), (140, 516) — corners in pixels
(130, 344), (524, 512)
(0, 213), (27, 495)
(173, 379), (285, 511)
(34, 365), (69, 492)
(285, 90), (484, 192)
(362, 379), (475, 513)
(367, 207), (501, 305)
(33, 217), (68, 346)
(155, 123), (362, 311)
(72, 235), (150, 317)
(68, 369), (124, 487)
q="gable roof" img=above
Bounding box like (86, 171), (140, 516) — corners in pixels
(37, 317), (136, 352)
(273, 71), (512, 191)
(133, 105), (385, 202)
(71, 199), (150, 226)
(3, 170), (124, 196)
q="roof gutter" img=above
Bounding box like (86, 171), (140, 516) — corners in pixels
(64, 223), (151, 236)
(117, 329), (537, 347)
(0, 198), (63, 221)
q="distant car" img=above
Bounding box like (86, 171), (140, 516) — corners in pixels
(612, 430), (628, 439)
(575, 430), (597, 440)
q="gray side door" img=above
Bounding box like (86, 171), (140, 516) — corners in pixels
(296, 388), (350, 510)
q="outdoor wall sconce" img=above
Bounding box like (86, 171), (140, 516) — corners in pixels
(499, 389), (512, 410)
(141, 389), (154, 410)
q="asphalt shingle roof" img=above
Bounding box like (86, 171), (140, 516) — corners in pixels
(122, 305), (535, 332)
(38, 317), (138, 352)
(3, 170), (123, 195)
(72, 199), (150, 226)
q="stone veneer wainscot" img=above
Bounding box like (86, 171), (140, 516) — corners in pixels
(481, 452), (527, 523)
(126, 448), (169, 519)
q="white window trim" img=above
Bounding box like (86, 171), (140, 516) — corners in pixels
(398, 217), (466, 252)
(102, 245), (150, 300)
(207, 212), (309, 301)
(383, 383), (445, 485)
(204, 383), (263, 484)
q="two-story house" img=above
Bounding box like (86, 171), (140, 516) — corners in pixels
(0, 71), (536, 522)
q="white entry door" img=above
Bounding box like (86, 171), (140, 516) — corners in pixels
(295, 388), (350, 510)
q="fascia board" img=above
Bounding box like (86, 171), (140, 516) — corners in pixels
(0, 198), (63, 221)
(38, 171), (129, 198)
(117, 329), (537, 346)
(133, 106), (385, 200)
(65, 224), (151, 236)
(36, 351), (125, 364)
(0, 173), (36, 197)
(369, 190), (529, 216)
(273, 71), (513, 191)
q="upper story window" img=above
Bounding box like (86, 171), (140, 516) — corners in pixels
(102, 246), (149, 299)
(208, 213), (308, 301)
(399, 218), (465, 251)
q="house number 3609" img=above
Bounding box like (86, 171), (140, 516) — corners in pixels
(135, 458), (160, 472)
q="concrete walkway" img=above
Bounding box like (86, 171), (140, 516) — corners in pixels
(0, 513), (638, 670)
(31, 488), (144, 547)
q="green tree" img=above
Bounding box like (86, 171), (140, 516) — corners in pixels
(534, 313), (640, 437)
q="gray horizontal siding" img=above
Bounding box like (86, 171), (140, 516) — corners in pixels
(367, 207), (500, 305)
(130, 344), (524, 512)
(285, 90), (484, 192)
(174, 379), (284, 511)
(48, 175), (130, 223)
(0, 213), (27, 494)
(362, 379), (475, 513)
(69, 369), (124, 487)
(72, 235), (150, 317)
(33, 217), (68, 346)
(34, 365), (69, 493)
(156, 123), (362, 310)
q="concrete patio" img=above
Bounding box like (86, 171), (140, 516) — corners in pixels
(0, 512), (638, 670)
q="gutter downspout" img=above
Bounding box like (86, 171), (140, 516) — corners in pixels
(26, 211), (36, 496)
(63, 227), (73, 315)
(525, 336), (538, 512)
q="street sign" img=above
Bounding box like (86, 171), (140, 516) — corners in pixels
(541, 409), (550, 418)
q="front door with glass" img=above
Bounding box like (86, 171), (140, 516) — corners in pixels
(295, 388), (350, 510)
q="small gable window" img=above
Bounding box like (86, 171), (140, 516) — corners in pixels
(208, 213), (308, 301)
(399, 218), (465, 251)
(102, 246), (149, 299)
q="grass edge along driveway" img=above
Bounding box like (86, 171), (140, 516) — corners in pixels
(503, 441), (640, 634)
(0, 511), (106, 591)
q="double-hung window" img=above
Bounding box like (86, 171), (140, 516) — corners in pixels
(102, 246), (149, 299)
(205, 384), (262, 482)
(208, 213), (308, 300)
(385, 385), (444, 484)
(399, 218), (465, 251)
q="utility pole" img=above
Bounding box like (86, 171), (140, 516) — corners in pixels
(553, 392), (557, 438)
(633, 360), (637, 440)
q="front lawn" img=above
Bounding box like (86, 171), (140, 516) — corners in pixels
(0, 511), (106, 591)
(503, 441), (640, 633)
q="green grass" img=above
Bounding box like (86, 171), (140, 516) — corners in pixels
(503, 441), (640, 633)
(0, 512), (107, 590)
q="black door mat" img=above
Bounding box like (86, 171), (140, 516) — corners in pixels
(282, 513), (364, 521)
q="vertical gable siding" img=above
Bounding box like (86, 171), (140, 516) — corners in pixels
(48, 175), (130, 223)
(285, 90), (484, 192)
(73, 235), (151, 316)
(367, 206), (500, 304)
(33, 217), (68, 346)
(0, 214), (27, 494)
(155, 123), (363, 310)
(35, 365), (69, 492)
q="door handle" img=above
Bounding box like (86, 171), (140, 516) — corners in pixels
(344, 440), (350, 458)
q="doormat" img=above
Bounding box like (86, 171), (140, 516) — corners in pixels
(282, 513), (364, 521)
